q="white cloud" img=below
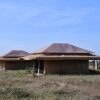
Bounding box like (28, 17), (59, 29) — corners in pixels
(23, 6), (96, 27)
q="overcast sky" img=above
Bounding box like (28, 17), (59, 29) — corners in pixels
(0, 0), (100, 55)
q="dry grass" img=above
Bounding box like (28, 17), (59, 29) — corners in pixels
(0, 70), (100, 100)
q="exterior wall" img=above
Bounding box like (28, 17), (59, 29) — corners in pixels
(0, 61), (33, 70)
(0, 61), (5, 69)
(44, 61), (63, 74)
(44, 60), (89, 74)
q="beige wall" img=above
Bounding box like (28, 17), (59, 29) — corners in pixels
(44, 61), (63, 74)
(44, 60), (89, 74)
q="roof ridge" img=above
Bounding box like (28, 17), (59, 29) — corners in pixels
(33, 43), (53, 54)
(42, 43), (54, 52)
(52, 43), (93, 53)
(33, 43), (94, 55)
(66, 43), (93, 53)
(3, 50), (30, 58)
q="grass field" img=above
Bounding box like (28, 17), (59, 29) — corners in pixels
(0, 70), (100, 100)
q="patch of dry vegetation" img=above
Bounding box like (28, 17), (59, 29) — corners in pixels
(0, 70), (100, 100)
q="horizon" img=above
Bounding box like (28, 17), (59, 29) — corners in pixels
(0, 0), (100, 56)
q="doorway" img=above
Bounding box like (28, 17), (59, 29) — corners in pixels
(34, 60), (44, 74)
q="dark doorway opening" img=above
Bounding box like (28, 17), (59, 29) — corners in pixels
(34, 60), (44, 74)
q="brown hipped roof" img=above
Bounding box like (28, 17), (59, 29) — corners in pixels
(3, 50), (30, 58)
(33, 43), (94, 55)
(21, 43), (100, 60)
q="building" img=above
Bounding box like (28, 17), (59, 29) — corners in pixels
(22, 43), (100, 74)
(0, 50), (33, 70)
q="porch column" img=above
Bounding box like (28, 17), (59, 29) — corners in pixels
(95, 60), (97, 70)
(43, 67), (45, 74)
(37, 60), (41, 74)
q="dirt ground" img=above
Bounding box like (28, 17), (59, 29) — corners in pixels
(0, 71), (100, 100)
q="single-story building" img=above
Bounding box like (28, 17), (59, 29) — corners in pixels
(22, 43), (100, 74)
(0, 50), (33, 70)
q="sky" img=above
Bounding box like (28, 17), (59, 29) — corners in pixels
(0, 0), (100, 55)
